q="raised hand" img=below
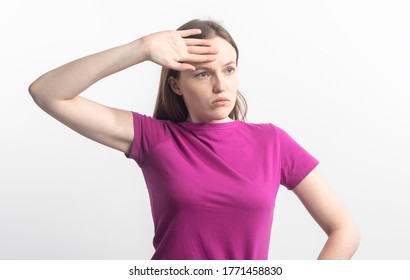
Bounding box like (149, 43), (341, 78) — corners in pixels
(141, 29), (219, 71)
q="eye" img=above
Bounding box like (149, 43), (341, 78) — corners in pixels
(195, 72), (210, 79)
(225, 66), (236, 74)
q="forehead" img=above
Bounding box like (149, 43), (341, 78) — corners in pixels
(209, 36), (236, 55)
(192, 36), (237, 68)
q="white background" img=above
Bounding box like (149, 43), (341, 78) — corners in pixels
(1, 0), (409, 259)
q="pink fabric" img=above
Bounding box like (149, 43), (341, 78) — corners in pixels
(126, 112), (319, 259)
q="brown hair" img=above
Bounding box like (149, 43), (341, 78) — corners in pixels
(153, 19), (247, 122)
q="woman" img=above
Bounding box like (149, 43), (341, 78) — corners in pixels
(29, 19), (360, 260)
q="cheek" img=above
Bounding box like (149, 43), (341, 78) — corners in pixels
(179, 77), (201, 92)
(226, 74), (238, 88)
(181, 81), (209, 98)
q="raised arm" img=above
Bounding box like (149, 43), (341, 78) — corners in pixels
(292, 168), (360, 259)
(28, 29), (218, 153)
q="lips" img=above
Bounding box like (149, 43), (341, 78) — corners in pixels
(212, 97), (230, 104)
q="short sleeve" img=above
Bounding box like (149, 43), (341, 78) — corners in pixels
(276, 126), (319, 190)
(124, 112), (170, 166)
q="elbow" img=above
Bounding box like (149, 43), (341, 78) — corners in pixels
(28, 77), (48, 109)
(324, 220), (361, 259)
(340, 222), (361, 257)
(28, 79), (41, 102)
(345, 225), (361, 259)
(345, 220), (361, 248)
(319, 224), (361, 260)
(351, 224), (361, 253)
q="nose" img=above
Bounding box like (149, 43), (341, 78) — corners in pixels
(212, 74), (225, 94)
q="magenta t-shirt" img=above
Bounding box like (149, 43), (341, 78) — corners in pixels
(126, 112), (319, 260)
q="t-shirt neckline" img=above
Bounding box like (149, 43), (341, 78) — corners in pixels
(178, 120), (241, 130)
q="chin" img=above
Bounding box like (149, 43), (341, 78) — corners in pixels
(208, 114), (232, 123)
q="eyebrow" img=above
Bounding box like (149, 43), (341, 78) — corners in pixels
(194, 61), (237, 71)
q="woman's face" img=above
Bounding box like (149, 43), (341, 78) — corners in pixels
(169, 36), (238, 123)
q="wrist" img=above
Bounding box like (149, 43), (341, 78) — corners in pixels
(124, 38), (148, 66)
(131, 37), (150, 63)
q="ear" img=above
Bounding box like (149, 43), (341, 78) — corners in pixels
(168, 76), (183, 96)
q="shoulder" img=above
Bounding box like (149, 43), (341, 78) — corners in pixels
(239, 121), (287, 138)
(127, 112), (183, 164)
(128, 111), (186, 148)
(130, 111), (178, 131)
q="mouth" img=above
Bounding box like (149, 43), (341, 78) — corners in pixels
(212, 97), (230, 105)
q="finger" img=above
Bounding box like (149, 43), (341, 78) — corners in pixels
(185, 54), (218, 63)
(178, 29), (202, 38)
(178, 63), (196, 71)
(184, 38), (213, 46)
(168, 61), (195, 72)
(187, 46), (219, 55)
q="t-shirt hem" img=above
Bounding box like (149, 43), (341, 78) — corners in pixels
(286, 160), (320, 191)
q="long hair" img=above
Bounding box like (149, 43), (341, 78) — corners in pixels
(153, 19), (247, 122)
